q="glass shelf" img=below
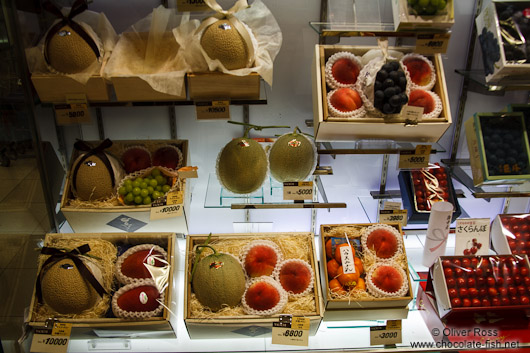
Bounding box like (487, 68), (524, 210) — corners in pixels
(455, 69), (530, 94)
(317, 140), (447, 155)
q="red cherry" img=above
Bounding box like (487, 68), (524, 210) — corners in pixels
(462, 258), (471, 267)
(476, 277), (486, 287)
(498, 287), (508, 297)
(512, 267), (520, 276)
(451, 297), (462, 307)
(515, 275), (523, 284)
(468, 287), (479, 298)
(517, 285), (527, 295)
(453, 259), (461, 267)
(448, 288), (458, 298)
(442, 259), (452, 267)
(496, 277), (505, 286)
(501, 297), (511, 306)
(472, 298), (481, 307)
(471, 258), (479, 267)
(444, 267), (454, 278)
(459, 288), (469, 297)
(521, 250), (528, 255)
(446, 277), (456, 288)
(475, 268), (484, 277)
(510, 296), (519, 305)
(456, 277), (466, 287)
(467, 277), (476, 287)
(472, 238), (478, 245)
(505, 276), (514, 286)
(491, 297), (501, 306)
(524, 277), (530, 286)
(518, 241), (526, 249)
(463, 249), (471, 256)
(470, 247), (478, 254)
(508, 286), (517, 296)
(520, 296), (530, 305)
(509, 240), (517, 250)
(462, 298), (472, 307)
(479, 288), (488, 297)
(482, 298), (491, 306)
(520, 267), (529, 277)
(454, 268), (464, 277)
(487, 277), (496, 287)
(488, 287), (498, 297)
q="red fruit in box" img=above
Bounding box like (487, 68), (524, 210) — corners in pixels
(508, 286), (517, 296)
(521, 295), (530, 305)
(498, 287), (508, 297)
(453, 259), (461, 267)
(471, 257), (479, 267)
(451, 297), (462, 307)
(472, 298), (481, 307)
(468, 287), (478, 297)
(517, 285), (527, 295)
(444, 267), (453, 278)
(121, 147), (151, 174)
(488, 287), (498, 297)
(454, 268), (464, 277)
(329, 88), (362, 112)
(510, 296), (519, 305)
(524, 277), (530, 286)
(366, 228), (399, 259)
(491, 297), (501, 306)
(479, 288), (488, 297)
(402, 57), (432, 87)
(244, 244), (279, 277)
(278, 260), (312, 295)
(408, 89), (436, 114)
(121, 250), (165, 279)
(152, 146), (181, 170)
(522, 267), (530, 277)
(456, 277), (466, 287)
(459, 288), (469, 297)
(446, 277), (456, 288)
(371, 265), (403, 293)
(442, 259), (452, 267)
(448, 288), (458, 298)
(487, 276), (495, 287)
(244, 281), (281, 311)
(482, 298), (491, 306)
(461, 258), (471, 267)
(331, 58), (360, 85)
(116, 285), (160, 312)
(496, 277), (505, 286)
(462, 298), (472, 307)
(501, 297), (510, 306)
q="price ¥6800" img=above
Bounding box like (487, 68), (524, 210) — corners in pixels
(283, 330), (304, 337)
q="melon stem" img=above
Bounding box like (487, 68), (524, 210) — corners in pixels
(190, 233), (212, 283)
(227, 121), (290, 138)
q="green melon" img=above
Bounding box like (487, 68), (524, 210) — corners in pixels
(200, 19), (250, 70)
(72, 152), (123, 201)
(269, 132), (317, 182)
(217, 137), (268, 194)
(40, 258), (102, 314)
(192, 245), (246, 311)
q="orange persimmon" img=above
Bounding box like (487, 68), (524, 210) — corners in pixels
(354, 257), (364, 274)
(327, 258), (340, 279)
(334, 243), (356, 264)
(329, 278), (346, 295)
(337, 265), (360, 288)
(354, 277), (366, 291)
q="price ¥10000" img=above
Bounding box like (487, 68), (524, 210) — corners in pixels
(160, 205), (180, 213)
(283, 330), (304, 337)
(379, 331), (398, 339)
(44, 338), (68, 345)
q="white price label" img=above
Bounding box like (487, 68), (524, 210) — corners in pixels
(455, 218), (490, 256)
(415, 33), (451, 54)
(399, 145), (431, 169)
(31, 323), (71, 353)
(283, 181), (313, 201)
(379, 209), (408, 227)
(195, 100), (230, 120)
(271, 317), (309, 346)
(370, 320), (402, 346)
(150, 190), (183, 220)
(340, 246), (356, 274)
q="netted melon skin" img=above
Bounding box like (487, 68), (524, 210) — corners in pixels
(46, 25), (97, 74)
(269, 133), (317, 182)
(217, 138), (268, 194)
(200, 20), (249, 70)
(73, 154), (115, 201)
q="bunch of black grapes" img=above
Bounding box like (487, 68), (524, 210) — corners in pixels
(373, 61), (408, 115)
(480, 116), (529, 176)
(478, 27), (501, 76)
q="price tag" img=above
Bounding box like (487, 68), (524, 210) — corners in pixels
(454, 218), (490, 256)
(415, 33), (451, 54)
(195, 100), (230, 120)
(31, 322), (71, 353)
(150, 190), (183, 220)
(271, 316), (309, 346)
(379, 209), (408, 227)
(399, 144), (431, 169)
(178, 166), (199, 179)
(401, 105), (424, 123)
(176, 0), (209, 12)
(54, 94), (90, 125)
(383, 201), (402, 210)
(283, 181), (313, 201)
(370, 320), (402, 346)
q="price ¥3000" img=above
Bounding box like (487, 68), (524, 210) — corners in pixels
(379, 331), (398, 339)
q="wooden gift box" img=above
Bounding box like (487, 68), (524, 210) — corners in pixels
(60, 139), (190, 234)
(392, 0), (454, 31)
(184, 233), (324, 339)
(187, 72), (260, 100)
(31, 74), (110, 103)
(312, 45), (452, 142)
(320, 223), (413, 320)
(111, 77), (186, 102)
(28, 232), (176, 338)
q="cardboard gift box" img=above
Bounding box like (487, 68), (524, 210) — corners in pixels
(312, 45), (452, 142)
(187, 72), (261, 100)
(31, 74), (111, 103)
(465, 112), (530, 187)
(184, 232), (324, 339)
(319, 223), (413, 320)
(398, 165), (462, 224)
(392, 0), (454, 31)
(476, 1), (530, 83)
(28, 232), (176, 338)
(430, 255), (530, 322)
(60, 139), (190, 235)
(491, 213), (530, 255)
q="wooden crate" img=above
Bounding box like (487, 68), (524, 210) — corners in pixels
(392, 0), (454, 31)
(184, 233), (324, 339)
(312, 45), (452, 142)
(111, 77), (186, 102)
(187, 72), (260, 100)
(60, 139), (190, 234)
(31, 74), (110, 103)
(320, 223), (413, 317)
(28, 232), (176, 337)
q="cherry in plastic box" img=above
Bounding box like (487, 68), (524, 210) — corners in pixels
(398, 163), (461, 224)
(430, 254), (530, 320)
(491, 214), (530, 255)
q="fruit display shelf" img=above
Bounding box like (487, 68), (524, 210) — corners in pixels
(28, 232), (177, 337)
(392, 0), (454, 32)
(60, 139), (190, 234)
(465, 112), (530, 187)
(430, 255), (530, 321)
(491, 213), (530, 255)
(183, 232), (323, 339)
(312, 45), (451, 142)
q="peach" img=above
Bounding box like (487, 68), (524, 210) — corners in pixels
(116, 285), (160, 312)
(372, 265), (403, 293)
(408, 89), (435, 114)
(152, 146), (181, 170)
(278, 261), (312, 294)
(366, 229), (399, 259)
(121, 250), (165, 279)
(121, 147), (151, 174)
(244, 281), (281, 311)
(403, 57), (432, 87)
(330, 88), (362, 112)
(331, 58), (360, 85)
(244, 245), (278, 277)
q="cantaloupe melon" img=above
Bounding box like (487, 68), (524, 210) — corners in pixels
(200, 20), (249, 70)
(269, 131), (316, 182)
(40, 258), (102, 314)
(46, 24), (98, 74)
(217, 137), (268, 194)
(72, 153), (117, 201)
(192, 245), (245, 311)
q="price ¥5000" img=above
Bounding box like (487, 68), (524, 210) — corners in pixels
(408, 156), (425, 164)
(160, 205), (180, 213)
(283, 330), (304, 337)
(68, 111), (85, 118)
(295, 189), (312, 196)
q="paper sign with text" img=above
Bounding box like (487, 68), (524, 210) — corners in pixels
(195, 100), (230, 120)
(54, 94), (90, 125)
(31, 322), (72, 353)
(283, 181), (313, 201)
(415, 33), (450, 54)
(370, 320), (402, 346)
(455, 218), (490, 256)
(271, 316), (309, 346)
(150, 190), (183, 220)
(379, 209), (408, 227)
(399, 145), (431, 169)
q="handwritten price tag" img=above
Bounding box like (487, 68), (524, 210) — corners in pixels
(54, 94), (90, 125)
(399, 145), (431, 169)
(415, 33), (451, 54)
(370, 320), (402, 346)
(379, 209), (408, 227)
(176, 0), (209, 11)
(31, 322), (71, 353)
(150, 190), (183, 220)
(195, 100), (230, 120)
(271, 316), (309, 346)
(283, 181), (313, 201)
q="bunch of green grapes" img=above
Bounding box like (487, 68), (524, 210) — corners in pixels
(407, 0), (447, 16)
(118, 168), (172, 205)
